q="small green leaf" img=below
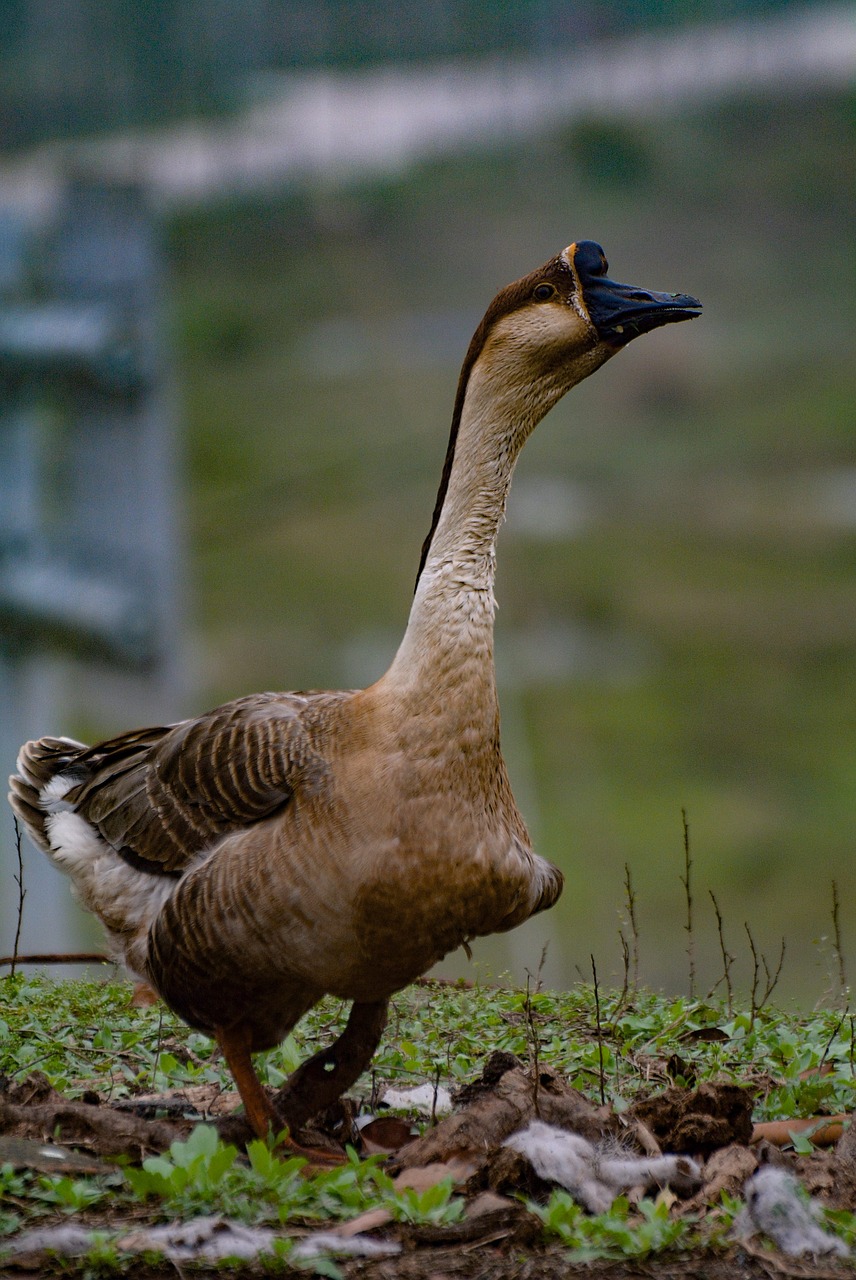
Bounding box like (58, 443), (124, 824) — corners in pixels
(789, 1129), (816, 1154)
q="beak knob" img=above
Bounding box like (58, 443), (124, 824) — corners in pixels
(572, 240), (702, 345)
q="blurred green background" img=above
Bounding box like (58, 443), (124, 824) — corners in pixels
(2, 1), (855, 1002)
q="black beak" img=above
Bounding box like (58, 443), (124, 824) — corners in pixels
(573, 240), (702, 347)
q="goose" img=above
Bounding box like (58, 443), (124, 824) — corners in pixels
(8, 240), (700, 1149)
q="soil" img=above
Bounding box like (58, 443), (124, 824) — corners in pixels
(1, 1052), (855, 1279)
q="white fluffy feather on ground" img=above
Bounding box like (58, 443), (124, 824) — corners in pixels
(735, 1167), (849, 1258)
(503, 1119), (702, 1214)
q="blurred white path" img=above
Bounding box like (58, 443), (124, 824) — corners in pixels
(3, 2), (854, 213)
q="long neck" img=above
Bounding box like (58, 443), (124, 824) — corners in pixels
(383, 358), (545, 705)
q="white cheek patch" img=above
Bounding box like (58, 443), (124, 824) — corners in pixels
(483, 306), (590, 383)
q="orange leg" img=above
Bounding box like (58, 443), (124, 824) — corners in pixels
(214, 1022), (344, 1165)
(215, 1022), (279, 1139)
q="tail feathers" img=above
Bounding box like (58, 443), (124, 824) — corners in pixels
(15, 736), (87, 790)
(9, 732), (176, 986)
(8, 774), (50, 851)
(9, 736), (88, 852)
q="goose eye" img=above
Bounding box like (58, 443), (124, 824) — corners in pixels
(533, 282), (557, 301)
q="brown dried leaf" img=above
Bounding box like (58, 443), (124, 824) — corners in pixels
(359, 1115), (415, 1154)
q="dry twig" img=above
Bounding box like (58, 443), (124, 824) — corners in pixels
(831, 879), (848, 1000)
(10, 818), (26, 979)
(745, 923), (786, 1026)
(0, 952), (110, 967)
(523, 973), (542, 1119)
(709, 890), (734, 1014)
(591, 954), (606, 1107)
(623, 862), (639, 990)
(680, 809), (695, 999)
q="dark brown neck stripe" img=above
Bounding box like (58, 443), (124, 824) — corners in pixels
(414, 253), (576, 588)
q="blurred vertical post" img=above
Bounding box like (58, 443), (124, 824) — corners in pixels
(0, 177), (186, 965)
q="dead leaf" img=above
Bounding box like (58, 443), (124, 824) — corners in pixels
(620, 1116), (662, 1156)
(685, 1142), (758, 1212)
(394, 1157), (479, 1191)
(465, 1190), (516, 1218)
(337, 1207), (394, 1238)
(679, 1027), (729, 1044)
(336, 1160), (482, 1242)
(358, 1115), (415, 1154)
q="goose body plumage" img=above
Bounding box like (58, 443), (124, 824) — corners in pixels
(9, 240), (700, 1142)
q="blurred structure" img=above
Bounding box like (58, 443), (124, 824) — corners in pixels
(0, 0), (832, 152)
(0, 178), (185, 961)
(2, 3), (852, 212)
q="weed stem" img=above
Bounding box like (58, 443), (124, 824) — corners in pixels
(680, 809), (695, 1000)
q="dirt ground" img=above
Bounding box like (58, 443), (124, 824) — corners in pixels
(2, 1053), (855, 1278)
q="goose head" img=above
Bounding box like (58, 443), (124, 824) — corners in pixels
(416, 241), (700, 583)
(460, 238), (702, 415)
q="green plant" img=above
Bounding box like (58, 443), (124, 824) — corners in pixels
(124, 1124), (238, 1204)
(7, 976), (856, 1127)
(0, 1168), (22, 1237)
(0, 1210), (20, 1238)
(32, 1175), (108, 1212)
(535, 1191), (694, 1261)
(384, 1178), (465, 1226)
(302, 1148), (394, 1222)
(122, 1126), (395, 1226)
(6, 973), (856, 1273)
(79, 1233), (125, 1278)
(822, 1207), (856, 1250)
(0, 1161), (117, 1229)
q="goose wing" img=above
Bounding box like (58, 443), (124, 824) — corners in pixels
(68, 691), (346, 876)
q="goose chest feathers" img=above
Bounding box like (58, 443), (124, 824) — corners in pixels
(9, 240), (700, 1147)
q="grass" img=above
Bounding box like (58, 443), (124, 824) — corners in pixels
(2, 973), (856, 1271)
(2, 974), (856, 1126)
